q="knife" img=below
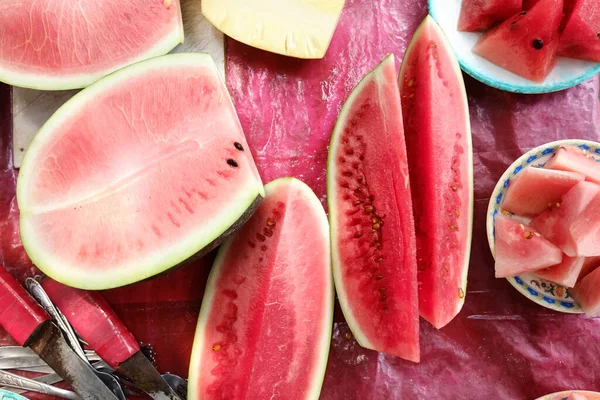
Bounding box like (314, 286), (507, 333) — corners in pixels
(0, 267), (119, 400)
(41, 277), (183, 400)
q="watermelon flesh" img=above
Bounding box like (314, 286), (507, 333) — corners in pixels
(458, 0), (523, 32)
(571, 266), (600, 317)
(327, 54), (419, 361)
(17, 53), (265, 290)
(570, 192), (600, 257)
(558, 0), (600, 62)
(494, 215), (562, 278)
(399, 16), (473, 329)
(580, 256), (600, 279)
(188, 178), (333, 400)
(544, 146), (600, 184)
(473, 0), (564, 82)
(501, 167), (584, 216)
(534, 254), (584, 287)
(0, 0), (184, 90)
(530, 181), (600, 257)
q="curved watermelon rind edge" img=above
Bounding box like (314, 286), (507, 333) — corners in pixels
(400, 15), (474, 328)
(188, 177), (334, 400)
(0, 9), (185, 91)
(17, 52), (266, 290)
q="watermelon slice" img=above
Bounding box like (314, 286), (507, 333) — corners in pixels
(530, 181), (600, 257)
(458, 0), (523, 32)
(558, 0), (600, 62)
(327, 55), (419, 361)
(399, 16), (473, 329)
(202, 0), (345, 59)
(571, 266), (600, 317)
(17, 53), (265, 290)
(494, 215), (562, 278)
(501, 167), (584, 216)
(570, 192), (600, 257)
(534, 254), (584, 287)
(473, 0), (564, 82)
(0, 0), (184, 90)
(544, 146), (600, 184)
(189, 178), (333, 400)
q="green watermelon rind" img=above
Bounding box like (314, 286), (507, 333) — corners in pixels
(399, 16), (474, 326)
(17, 53), (265, 290)
(188, 177), (334, 400)
(0, 11), (184, 91)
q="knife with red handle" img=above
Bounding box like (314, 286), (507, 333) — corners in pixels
(0, 266), (119, 400)
(41, 277), (182, 400)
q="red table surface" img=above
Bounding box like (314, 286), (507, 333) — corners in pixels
(1, 0), (600, 398)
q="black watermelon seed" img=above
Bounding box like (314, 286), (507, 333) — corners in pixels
(519, 11), (527, 16)
(234, 142), (244, 151)
(532, 39), (544, 50)
(227, 159), (239, 167)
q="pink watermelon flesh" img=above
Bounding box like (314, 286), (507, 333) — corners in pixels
(0, 0), (183, 90)
(458, 0), (523, 32)
(473, 0), (563, 82)
(570, 192), (600, 257)
(399, 17), (473, 329)
(188, 178), (333, 400)
(501, 167), (584, 216)
(534, 254), (584, 287)
(558, 0), (600, 62)
(571, 266), (600, 317)
(544, 146), (600, 184)
(530, 181), (600, 257)
(327, 54), (419, 361)
(17, 54), (265, 290)
(494, 215), (562, 278)
(580, 256), (600, 279)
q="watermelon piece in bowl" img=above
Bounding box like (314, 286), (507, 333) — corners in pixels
(580, 256), (600, 279)
(558, 0), (600, 62)
(570, 192), (600, 257)
(534, 254), (584, 288)
(570, 266), (600, 316)
(501, 167), (584, 216)
(545, 146), (600, 184)
(457, 0), (523, 32)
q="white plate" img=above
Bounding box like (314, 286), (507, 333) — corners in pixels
(428, 0), (600, 94)
(487, 139), (600, 313)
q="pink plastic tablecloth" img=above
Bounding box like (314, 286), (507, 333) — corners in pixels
(1, 0), (600, 398)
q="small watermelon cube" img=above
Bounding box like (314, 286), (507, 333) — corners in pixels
(530, 181), (600, 256)
(494, 215), (562, 278)
(502, 167), (584, 216)
(544, 146), (600, 184)
(558, 0), (600, 62)
(570, 192), (600, 257)
(534, 254), (584, 287)
(473, 0), (564, 82)
(458, 0), (523, 32)
(571, 266), (600, 317)
(580, 256), (600, 279)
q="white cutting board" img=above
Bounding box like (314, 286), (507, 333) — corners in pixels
(12, 0), (225, 168)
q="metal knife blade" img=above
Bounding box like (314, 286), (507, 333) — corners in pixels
(116, 351), (183, 400)
(0, 356), (47, 370)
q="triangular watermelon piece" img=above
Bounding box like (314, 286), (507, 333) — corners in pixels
(571, 266), (600, 317)
(494, 215), (562, 278)
(570, 192), (600, 257)
(473, 0), (564, 82)
(535, 254), (584, 287)
(545, 146), (600, 184)
(458, 0), (523, 32)
(558, 0), (600, 62)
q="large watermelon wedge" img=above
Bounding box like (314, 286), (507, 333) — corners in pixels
(399, 16), (474, 329)
(327, 54), (419, 362)
(188, 177), (333, 400)
(558, 0), (600, 62)
(0, 0), (184, 90)
(17, 53), (264, 290)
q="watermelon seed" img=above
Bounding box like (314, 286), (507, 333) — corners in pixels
(345, 332), (353, 340)
(227, 159), (239, 167)
(376, 257), (383, 263)
(519, 11), (527, 15)
(532, 39), (544, 50)
(380, 295), (387, 302)
(449, 225), (457, 231)
(409, 93), (415, 99)
(234, 142), (244, 151)
(376, 243), (383, 250)
(459, 288), (465, 299)
(357, 176), (364, 183)
(373, 223), (381, 230)
(343, 171), (353, 177)
(454, 209), (460, 217)
(263, 228), (273, 237)
(555, 202), (561, 208)
(256, 233), (266, 242)
(354, 232), (363, 239)
(266, 218), (276, 226)
(353, 200), (362, 206)
(364, 205), (374, 213)
(212, 344), (221, 351)
(408, 79), (415, 87)
(359, 155), (365, 161)
(345, 149), (354, 156)
(524, 231), (534, 239)
(376, 274), (383, 281)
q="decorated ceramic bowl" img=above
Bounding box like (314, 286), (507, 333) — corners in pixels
(536, 390), (600, 400)
(487, 139), (600, 313)
(428, 0), (600, 94)
(0, 390), (28, 400)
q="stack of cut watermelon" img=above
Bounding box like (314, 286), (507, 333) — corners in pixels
(495, 145), (600, 316)
(459, 0), (600, 82)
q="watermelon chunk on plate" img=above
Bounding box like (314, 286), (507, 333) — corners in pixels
(558, 0), (600, 62)
(571, 266), (600, 316)
(570, 192), (600, 256)
(473, 0), (564, 82)
(494, 215), (562, 278)
(531, 181), (600, 256)
(457, 0), (523, 32)
(534, 254), (584, 287)
(544, 146), (600, 184)
(502, 167), (584, 216)
(580, 256), (600, 279)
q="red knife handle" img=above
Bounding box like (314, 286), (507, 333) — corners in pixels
(41, 277), (140, 369)
(0, 267), (49, 346)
